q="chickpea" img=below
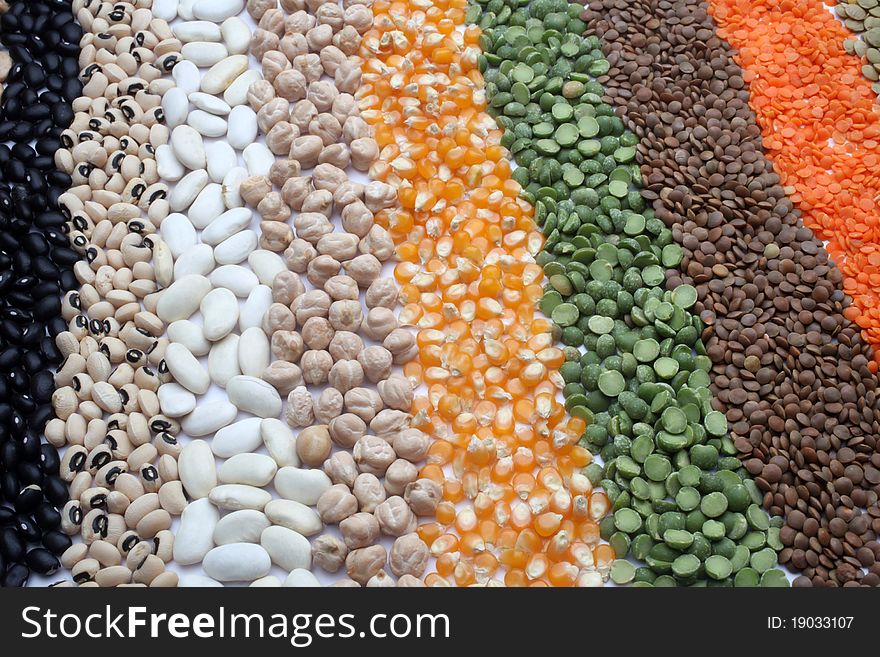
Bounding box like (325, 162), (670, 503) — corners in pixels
(272, 270), (305, 306)
(328, 359), (364, 394)
(311, 534), (348, 573)
(259, 8), (286, 34)
(352, 434), (395, 476)
(247, 79), (276, 112)
(257, 97), (290, 134)
(319, 45), (346, 77)
(307, 80), (337, 113)
(309, 113), (342, 146)
(357, 345), (392, 383)
(324, 275), (359, 301)
(283, 238), (317, 273)
(328, 330), (363, 361)
(360, 307), (397, 341)
(333, 25), (360, 56)
(328, 413), (367, 449)
(316, 483), (357, 524)
(313, 387), (343, 423)
(384, 328), (418, 364)
(265, 122), (299, 157)
(323, 451), (358, 487)
(284, 10), (314, 35)
(296, 424), (332, 466)
(274, 68), (308, 102)
(339, 511), (379, 550)
(365, 277), (399, 309)
(329, 299), (363, 333)
(366, 570), (395, 588)
(364, 181), (397, 213)
(350, 137), (379, 172)
(389, 533), (429, 579)
(262, 51), (290, 85)
(269, 159), (302, 188)
(342, 116), (370, 144)
(359, 225), (395, 262)
(290, 99), (318, 132)
(293, 289), (331, 323)
(375, 496), (416, 537)
(345, 545), (386, 585)
(391, 428), (430, 462)
(249, 30), (280, 63)
(404, 479), (441, 516)
(370, 409), (411, 437)
(280, 32), (309, 62)
(300, 349), (333, 385)
(352, 472), (385, 513)
(240, 175), (272, 206)
(377, 376), (414, 412)
(285, 386), (314, 428)
(333, 181), (364, 209)
(258, 191), (291, 222)
(289, 135), (324, 169)
(306, 254), (341, 287)
(260, 221), (293, 252)
(301, 316), (334, 350)
(318, 233), (358, 261)
(397, 574), (426, 587)
(262, 361), (303, 395)
(271, 330), (304, 362)
(384, 459), (418, 496)
(301, 189), (335, 217)
(293, 53), (323, 83)
(344, 253), (382, 287)
(344, 387), (383, 422)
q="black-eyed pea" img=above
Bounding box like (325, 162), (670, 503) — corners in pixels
(324, 274), (359, 301)
(260, 221), (294, 252)
(123, 492), (159, 529)
(81, 508), (110, 544)
(344, 253), (382, 287)
(328, 330), (363, 361)
(333, 24), (360, 56)
(377, 376), (414, 412)
(117, 531), (141, 558)
(334, 59), (361, 95)
(72, 558), (100, 584)
(269, 159), (302, 188)
(272, 270), (306, 306)
(157, 454), (178, 482)
(158, 481), (187, 515)
(345, 544), (386, 585)
(138, 463), (162, 493)
(359, 225), (395, 262)
(293, 211), (334, 244)
(358, 345), (392, 383)
(294, 289), (331, 323)
(95, 565), (133, 587)
(290, 135), (324, 168)
(301, 349), (333, 386)
(258, 191), (292, 222)
(263, 50), (291, 85)
(154, 530), (175, 562)
(61, 500), (83, 536)
(353, 434), (395, 476)
(264, 302), (298, 334)
(126, 443), (157, 471)
(370, 409), (411, 437)
(329, 412), (367, 448)
(324, 450), (359, 487)
(314, 387), (344, 424)
(95, 459), (128, 488)
(113, 472), (145, 502)
(153, 431), (183, 459)
(316, 483), (358, 524)
(60, 444), (88, 481)
(389, 533), (429, 579)
(344, 386), (383, 422)
(285, 386), (314, 427)
(307, 253), (342, 287)
(361, 307), (397, 341)
(384, 459), (419, 496)
(89, 540), (123, 567)
(364, 180), (398, 213)
(375, 496), (416, 537)
(136, 508), (171, 538)
(265, 122), (300, 157)
(250, 29), (280, 61)
(53, 386), (79, 421)
(263, 360), (304, 395)
(404, 479), (442, 517)
(384, 328), (418, 365)
(240, 175), (273, 206)
(61, 543), (88, 570)
(350, 137), (378, 171)
(297, 424), (333, 466)
(132, 554), (165, 585)
(150, 571), (179, 587)
(106, 491), (131, 515)
(312, 533), (348, 573)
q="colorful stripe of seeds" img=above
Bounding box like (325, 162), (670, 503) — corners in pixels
(708, 0), (880, 368)
(472, 0), (787, 586)
(586, 0), (880, 588)
(359, 0), (600, 587)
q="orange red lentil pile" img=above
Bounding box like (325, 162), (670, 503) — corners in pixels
(709, 0), (880, 369)
(358, 0), (609, 587)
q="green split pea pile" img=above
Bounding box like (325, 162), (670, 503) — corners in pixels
(469, 0), (789, 586)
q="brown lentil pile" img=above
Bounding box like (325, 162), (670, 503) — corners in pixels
(581, 0), (880, 586)
(48, 0), (183, 587)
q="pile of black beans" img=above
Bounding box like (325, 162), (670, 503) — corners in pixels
(0, 0), (82, 587)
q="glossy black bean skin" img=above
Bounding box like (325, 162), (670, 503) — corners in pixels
(0, 0), (80, 587)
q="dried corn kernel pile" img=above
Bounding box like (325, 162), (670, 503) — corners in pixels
(358, 0), (609, 587)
